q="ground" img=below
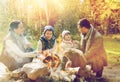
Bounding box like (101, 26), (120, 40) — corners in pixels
(102, 35), (120, 82)
(103, 64), (120, 82)
(12, 64), (120, 82)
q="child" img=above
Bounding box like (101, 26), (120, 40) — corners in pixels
(37, 25), (56, 58)
(59, 30), (80, 53)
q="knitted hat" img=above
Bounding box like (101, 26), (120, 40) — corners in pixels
(62, 30), (70, 38)
(43, 25), (54, 34)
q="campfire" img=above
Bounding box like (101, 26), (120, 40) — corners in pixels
(0, 48), (92, 82)
(43, 54), (60, 69)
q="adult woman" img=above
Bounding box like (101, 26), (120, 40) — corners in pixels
(0, 20), (37, 71)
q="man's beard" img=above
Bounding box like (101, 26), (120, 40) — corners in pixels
(82, 33), (87, 37)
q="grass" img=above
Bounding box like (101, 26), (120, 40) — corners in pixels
(104, 36), (120, 65)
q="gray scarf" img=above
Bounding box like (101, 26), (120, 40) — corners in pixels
(80, 25), (94, 53)
(11, 31), (26, 52)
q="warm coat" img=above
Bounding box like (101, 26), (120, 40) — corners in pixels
(59, 40), (74, 52)
(0, 32), (36, 71)
(59, 40), (80, 53)
(40, 35), (56, 50)
(62, 48), (86, 69)
(58, 48), (87, 77)
(37, 25), (56, 51)
(80, 26), (107, 72)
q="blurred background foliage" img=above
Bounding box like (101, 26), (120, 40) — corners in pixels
(0, 0), (120, 40)
(0, 0), (120, 65)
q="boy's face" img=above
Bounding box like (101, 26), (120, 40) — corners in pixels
(64, 33), (71, 41)
(45, 30), (53, 40)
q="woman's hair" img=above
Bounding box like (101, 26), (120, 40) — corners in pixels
(10, 20), (21, 31)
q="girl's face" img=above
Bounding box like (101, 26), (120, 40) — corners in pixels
(64, 33), (71, 41)
(45, 30), (53, 40)
(14, 22), (24, 35)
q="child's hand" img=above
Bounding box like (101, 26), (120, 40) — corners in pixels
(43, 49), (51, 56)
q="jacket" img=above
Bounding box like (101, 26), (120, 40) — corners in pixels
(80, 26), (107, 72)
(40, 35), (56, 50)
(0, 32), (35, 71)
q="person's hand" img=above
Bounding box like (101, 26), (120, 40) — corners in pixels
(65, 61), (72, 68)
(42, 50), (51, 57)
(33, 51), (39, 54)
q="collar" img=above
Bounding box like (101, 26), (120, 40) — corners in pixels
(81, 25), (94, 40)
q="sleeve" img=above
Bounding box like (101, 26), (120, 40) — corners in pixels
(37, 40), (42, 51)
(24, 36), (30, 45)
(51, 40), (57, 52)
(84, 36), (103, 60)
(24, 36), (33, 49)
(59, 42), (65, 53)
(61, 56), (69, 70)
(5, 40), (36, 58)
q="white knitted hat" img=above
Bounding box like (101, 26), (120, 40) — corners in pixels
(62, 30), (70, 38)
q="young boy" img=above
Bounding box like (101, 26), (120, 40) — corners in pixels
(37, 25), (56, 58)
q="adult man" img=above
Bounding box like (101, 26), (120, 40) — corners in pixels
(77, 18), (107, 79)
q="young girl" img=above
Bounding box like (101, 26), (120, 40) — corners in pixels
(59, 30), (80, 53)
